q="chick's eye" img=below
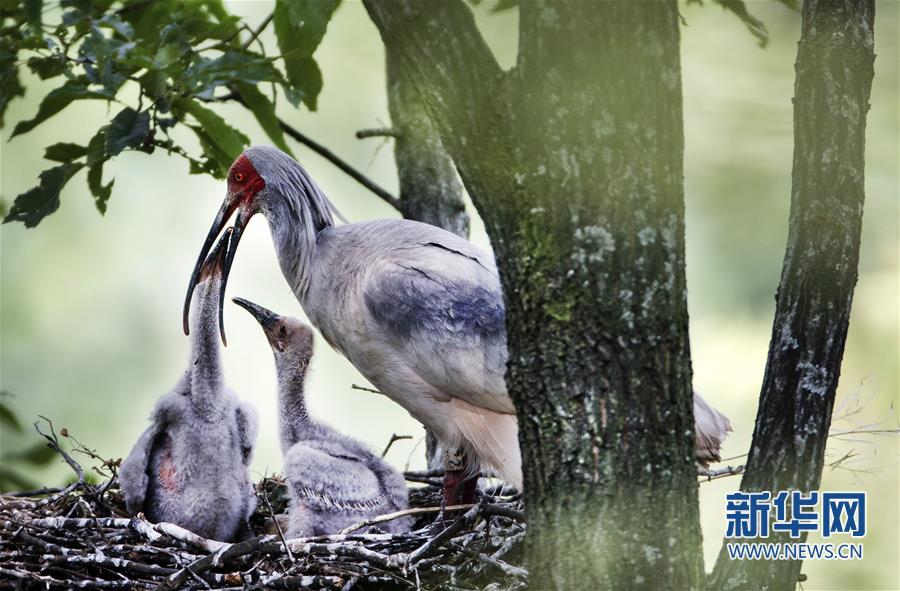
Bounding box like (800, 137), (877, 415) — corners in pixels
(279, 326), (287, 335)
(233, 172), (245, 182)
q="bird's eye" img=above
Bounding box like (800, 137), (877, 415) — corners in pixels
(233, 172), (245, 182)
(279, 326), (287, 336)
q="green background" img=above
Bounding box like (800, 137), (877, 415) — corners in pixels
(1, 2), (897, 589)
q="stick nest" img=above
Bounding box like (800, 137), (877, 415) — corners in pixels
(0, 422), (526, 590)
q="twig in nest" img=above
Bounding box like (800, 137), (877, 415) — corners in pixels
(33, 417), (85, 506)
(381, 433), (413, 457)
(339, 504), (477, 535)
(259, 474), (294, 563)
(407, 501), (486, 566)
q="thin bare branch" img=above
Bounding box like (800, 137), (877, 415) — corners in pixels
(356, 127), (401, 139)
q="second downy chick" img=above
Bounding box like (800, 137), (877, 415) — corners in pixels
(233, 297), (411, 536)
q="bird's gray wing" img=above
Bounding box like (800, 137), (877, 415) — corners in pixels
(119, 409), (175, 514)
(118, 424), (160, 514)
(119, 382), (187, 514)
(233, 398), (258, 466)
(362, 240), (513, 414)
(284, 442), (388, 511)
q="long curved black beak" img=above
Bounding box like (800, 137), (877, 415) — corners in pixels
(183, 195), (254, 345)
(198, 227), (232, 282)
(232, 297), (280, 333)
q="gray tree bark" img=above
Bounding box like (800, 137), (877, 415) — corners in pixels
(365, 1), (703, 588)
(386, 45), (469, 238)
(709, 1), (875, 589)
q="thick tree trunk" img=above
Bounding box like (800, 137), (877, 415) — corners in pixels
(365, 1), (704, 588)
(709, 1), (875, 589)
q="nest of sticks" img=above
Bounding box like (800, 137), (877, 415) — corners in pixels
(0, 422), (527, 590)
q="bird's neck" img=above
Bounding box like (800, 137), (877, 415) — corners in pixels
(266, 196), (326, 302)
(275, 360), (314, 454)
(188, 281), (225, 414)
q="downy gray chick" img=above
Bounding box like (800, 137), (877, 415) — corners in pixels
(120, 230), (258, 542)
(233, 297), (410, 537)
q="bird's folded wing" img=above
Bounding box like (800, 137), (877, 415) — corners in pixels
(118, 426), (157, 514)
(362, 243), (514, 415)
(118, 390), (185, 514)
(284, 443), (386, 511)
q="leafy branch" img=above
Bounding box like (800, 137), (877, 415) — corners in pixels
(1, 0), (396, 228)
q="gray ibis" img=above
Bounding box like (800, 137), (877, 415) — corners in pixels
(183, 146), (731, 504)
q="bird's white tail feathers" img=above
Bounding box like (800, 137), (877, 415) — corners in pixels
(445, 393), (728, 487)
(449, 398), (522, 490)
(693, 392), (732, 467)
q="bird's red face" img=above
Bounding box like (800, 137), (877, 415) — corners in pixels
(183, 153), (267, 345)
(227, 155), (266, 205)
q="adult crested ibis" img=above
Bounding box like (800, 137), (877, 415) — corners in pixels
(183, 146), (730, 501)
(233, 297), (410, 536)
(121, 230), (258, 542)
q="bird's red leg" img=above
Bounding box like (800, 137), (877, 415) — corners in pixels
(441, 469), (465, 508)
(457, 475), (478, 505)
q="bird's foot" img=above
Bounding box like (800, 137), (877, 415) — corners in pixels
(430, 470), (478, 533)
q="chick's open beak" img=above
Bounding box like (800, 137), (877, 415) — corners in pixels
(232, 297), (281, 339)
(198, 227), (232, 282)
(183, 193), (256, 345)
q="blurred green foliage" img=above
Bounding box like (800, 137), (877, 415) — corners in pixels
(0, 392), (58, 491)
(0, 0), (338, 227)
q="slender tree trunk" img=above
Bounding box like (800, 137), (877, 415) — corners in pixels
(386, 46), (469, 237)
(365, 2), (703, 588)
(709, 1), (875, 589)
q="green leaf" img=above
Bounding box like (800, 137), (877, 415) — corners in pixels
(4, 162), (85, 228)
(105, 107), (150, 155)
(87, 126), (108, 165)
(183, 50), (282, 96)
(88, 159), (114, 214)
(11, 80), (108, 137)
(0, 401), (23, 433)
(79, 27), (133, 95)
(179, 99), (249, 160)
(273, 0), (339, 58)
(273, 0), (338, 110)
(44, 142), (87, 163)
(234, 82), (293, 156)
(138, 68), (167, 99)
(23, 0), (42, 30)
(26, 55), (68, 80)
(188, 125), (230, 178)
(281, 55), (322, 111)
(97, 13), (134, 39)
(0, 40), (26, 127)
